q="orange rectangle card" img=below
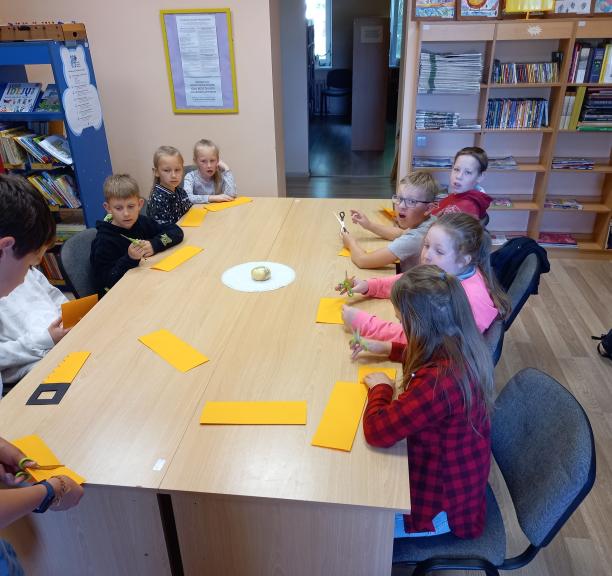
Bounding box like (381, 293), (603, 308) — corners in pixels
(179, 207), (207, 227)
(61, 294), (98, 328)
(357, 366), (397, 386)
(315, 297), (347, 325)
(151, 246), (203, 272)
(138, 329), (209, 372)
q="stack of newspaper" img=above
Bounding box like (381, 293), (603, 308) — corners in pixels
(418, 52), (483, 94)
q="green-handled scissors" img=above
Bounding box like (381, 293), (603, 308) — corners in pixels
(15, 457), (63, 480)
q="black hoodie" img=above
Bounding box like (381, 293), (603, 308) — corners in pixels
(90, 214), (184, 296)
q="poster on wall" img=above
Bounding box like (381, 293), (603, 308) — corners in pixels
(459, 0), (500, 18)
(554, 0), (592, 13)
(413, 0), (456, 19)
(593, 0), (612, 13)
(160, 8), (238, 114)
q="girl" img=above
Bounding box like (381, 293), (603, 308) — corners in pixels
(338, 212), (510, 343)
(147, 146), (192, 224)
(183, 139), (237, 204)
(431, 146), (491, 220)
(356, 265), (494, 539)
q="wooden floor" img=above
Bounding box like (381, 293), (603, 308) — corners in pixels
(286, 175), (395, 199)
(394, 257), (612, 575)
(308, 116), (397, 177)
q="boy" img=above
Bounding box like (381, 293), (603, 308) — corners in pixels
(90, 174), (184, 296)
(341, 171), (438, 271)
(0, 174), (84, 569)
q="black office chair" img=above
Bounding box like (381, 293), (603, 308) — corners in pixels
(392, 367), (596, 575)
(483, 317), (504, 366)
(321, 68), (352, 116)
(503, 253), (541, 331)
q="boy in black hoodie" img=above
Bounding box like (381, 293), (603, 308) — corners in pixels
(90, 174), (184, 296)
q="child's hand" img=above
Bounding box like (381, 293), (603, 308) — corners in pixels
(139, 241), (154, 258)
(363, 372), (394, 389)
(0, 437), (32, 485)
(127, 241), (147, 261)
(210, 194), (234, 203)
(350, 338), (391, 361)
(48, 476), (84, 511)
(217, 160), (229, 172)
(48, 317), (70, 344)
(335, 276), (368, 296)
(342, 304), (358, 331)
(350, 209), (371, 230)
(340, 229), (352, 248)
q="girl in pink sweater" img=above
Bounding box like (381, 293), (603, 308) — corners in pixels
(337, 213), (510, 343)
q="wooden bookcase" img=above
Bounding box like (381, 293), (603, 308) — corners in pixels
(0, 36), (112, 285)
(406, 18), (611, 257)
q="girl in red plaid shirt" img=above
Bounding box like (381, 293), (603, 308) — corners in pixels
(352, 265), (494, 539)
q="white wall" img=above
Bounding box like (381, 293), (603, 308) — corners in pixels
(281, 0), (309, 176)
(1, 1), (283, 198)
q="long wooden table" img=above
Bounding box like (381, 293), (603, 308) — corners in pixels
(0, 198), (409, 575)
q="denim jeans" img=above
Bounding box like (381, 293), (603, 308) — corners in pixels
(394, 511), (451, 538)
(0, 540), (24, 576)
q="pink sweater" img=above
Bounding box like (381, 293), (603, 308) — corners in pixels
(352, 270), (498, 343)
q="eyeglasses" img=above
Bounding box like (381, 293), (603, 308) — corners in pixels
(391, 195), (430, 208)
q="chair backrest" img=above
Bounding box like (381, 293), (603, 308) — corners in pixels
(59, 228), (98, 298)
(492, 368), (596, 549)
(327, 68), (352, 90)
(504, 253), (540, 330)
(482, 317), (504, 365)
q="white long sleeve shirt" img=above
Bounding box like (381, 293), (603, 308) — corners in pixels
(0, 267), (67, 388)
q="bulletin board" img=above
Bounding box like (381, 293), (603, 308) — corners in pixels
(160, 8), (238, 114)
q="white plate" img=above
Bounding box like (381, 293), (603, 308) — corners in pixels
(221, 261), (296, 292)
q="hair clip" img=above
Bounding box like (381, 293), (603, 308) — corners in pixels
(439, 271), (447, 281)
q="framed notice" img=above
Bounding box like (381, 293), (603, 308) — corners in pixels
(459, 0), (500, 18)
(160, 9), (238, 114)
(413, 0), (456, 19)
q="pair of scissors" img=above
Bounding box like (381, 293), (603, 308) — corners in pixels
(334, 211), (348, 233)
(15, 457), (62, 480)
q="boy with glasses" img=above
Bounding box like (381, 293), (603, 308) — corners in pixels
(341, 171), (438, 271)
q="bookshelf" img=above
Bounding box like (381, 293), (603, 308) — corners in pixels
(0, 35), (112, 285)
(406, 18), (612, 257)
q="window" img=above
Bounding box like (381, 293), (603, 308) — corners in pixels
(389, 0), (404, 67)
(306, 0), (332, 67)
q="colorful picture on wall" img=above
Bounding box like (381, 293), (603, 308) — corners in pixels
(413, 0), (456, 19)
(460, 0), (500, 17)
(554, 0), (592, 13)
(594, 0), (612, 12)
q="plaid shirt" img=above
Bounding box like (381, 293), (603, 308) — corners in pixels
(363, 346), (491, 539)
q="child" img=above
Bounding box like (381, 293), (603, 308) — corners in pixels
(355, 265), (494, 539)
(90, 174), (184, 296)
(147, 146), (192, 224)
(183, 139), (237, 204)
(0, 267), (70, 387)
(338, 212), (510, 343)
(431, 147), (491, 219)
(0, 174), (83, 566)
(341, 171), (438, 271)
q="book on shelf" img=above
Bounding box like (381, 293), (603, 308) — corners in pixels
(568, 87), (587, 130)
(491, 198), (513, 208)
(559, 94), (575, 130)
(56, 223), (86, 243)
(0, 82), (42, 113)
(568, 42), (612, 84)
(543, 198), (583, 210)
(576, 87), (612, 131)
(39, 252), (64, 283)
(490, 234), (508, 246)
(551, 157), (594, 170)
(488, 157), (517, 170)
(537, 232), (577, 248)
(575, 46), (591, 84)
(412, 156), (452, 168)
(13, 133), (54, 164)
(37, 134), (72, 165)
(34, 84), (60, 112)
(28, 171), (80, 209)
(492, 60), (558, 84)
(485, 98), (548, 129)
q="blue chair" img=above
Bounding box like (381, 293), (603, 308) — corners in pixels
(392, 367), (596, 576)
(59, 228), (98, 298)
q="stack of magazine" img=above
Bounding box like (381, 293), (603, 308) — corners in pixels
(416, 110), (460, 129)
(551, 158), (594, 170)
(418, 52), (483, 94)
(413, 157), (453, 168)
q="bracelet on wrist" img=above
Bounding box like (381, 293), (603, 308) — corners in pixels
(33, 480), (55, 513)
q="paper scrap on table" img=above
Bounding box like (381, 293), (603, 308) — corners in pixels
(380, 207), (396, 221)
(179, 207), (207, 227)
(358, 366), (397, 385)
(200, 401), (307, 425)
(138, 329), (208, 372)
(151, 245), (202, 271)
(338, 247), (351, 257)
(61, 294), (98, 328)
(11, 435), (86, 484)
(44, 352), (91, 384)
(316, 297), (347, 324)
(311, 381), (368, 451)
(203, 197), (252, 212)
